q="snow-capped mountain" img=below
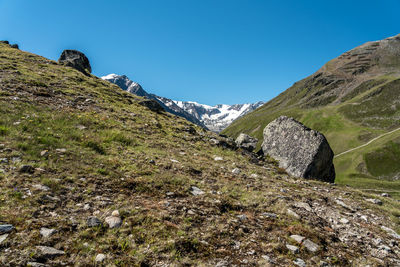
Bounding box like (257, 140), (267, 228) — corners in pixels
(101, 74), (264, 132)
(101, 74), (206, 127)
(174, 101), (264, 132)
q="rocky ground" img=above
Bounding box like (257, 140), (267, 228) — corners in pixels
(0, 42), (399, 266)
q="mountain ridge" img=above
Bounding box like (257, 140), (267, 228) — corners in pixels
(102, 74), (264, 132)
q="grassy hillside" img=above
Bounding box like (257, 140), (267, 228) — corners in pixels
(1, 42), (400, 266)
(223, 35), (400, 196)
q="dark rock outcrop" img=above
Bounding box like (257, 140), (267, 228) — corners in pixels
(235, 133), (258, 152)
(58, 50), (91, 75)
(138, 99), (164, 113)
(262, 116), (335, 182)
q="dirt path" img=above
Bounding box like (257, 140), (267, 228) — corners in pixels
(334, 127), (400, 158)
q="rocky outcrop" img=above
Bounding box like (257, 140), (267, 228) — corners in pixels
(262, 116), (335, 182)
(58, 50), (91, 75)
(138, 99), (164, 112)
(235, 133), (258, 152)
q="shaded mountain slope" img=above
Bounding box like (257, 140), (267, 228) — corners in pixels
(0, 42), (399, 266)
(101, 74), (207, 128)
(223, 34), (400, 193)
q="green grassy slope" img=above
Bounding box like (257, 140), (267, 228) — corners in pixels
(223, 34), (400, 194)
(1, 42), (400, 266)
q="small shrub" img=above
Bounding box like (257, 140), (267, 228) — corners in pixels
(0, 125), (8, 135)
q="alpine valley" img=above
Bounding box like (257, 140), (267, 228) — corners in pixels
(223, 34), (400, 198)
(1, 35), (400, 266)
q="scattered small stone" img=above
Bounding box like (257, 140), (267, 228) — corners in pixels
(56, 148), (67, 153)
(214, 156), (223, 161)
(381, 193), (390, 197)
(105, 210), (122, 228)
(286, 244), (299, 253)
(294, 202), (312, 212)
(87, 216), (102, 227)
(170, 159), (179, 163)
(76, 125), (87, 130)
(95, 253), (106, 262)
(190, 186), (204, 196)
(36, 246), (65, 258)
(237, 214), (247, 221)
(366, 198), (383, 205)
(0, 234), (8, 244)
(280, 188), (288, 193)
(13, 121), (21, 125)
(149, 159), (155, 164)
(250, 173), (258, 178)
(335, 199), (354, 211)
(32, 184), (50, 191)
(287, 209), (300, 219)
(303, 239), (320, 252)
(187, 210), (195, 215)
(290, 234), (305, 244)
(0, 224), (14, 234)
(340, 218), (349, 224)
(381, 226), (400, 239)
(260, 212), (277, 219)
(40, 228), (57, 238)
(166, 192), (175, 197)
(83, 204), (90, 210)
(40, 150), (49, 157)
(293, 258), (306, 267)
(232, 168), (241, 175)
(19, 165), (34, 173)
(27, 262), (47, 267)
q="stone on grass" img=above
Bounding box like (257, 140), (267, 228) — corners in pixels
(36, 246), (65, 258)
(303, 239), (320, 252)
(261, 212), (277, 219)
(87, 216), (102, 227)
(366, 198), (383, 205)
(232, 168), (241, 175)
(0, 224), (14, 234)
(290, 235), (305, 244)
(293, 258), (306, 267)
(214, 156), (223, 161)
(105, 212), (122, 229)
(235, 133), (258, 152)
(95, 253), (106, 262)
(287, 209), (300, 219)
(286, 244), (299, 254)
(0, 234), (8, 244)
(190, 186), (204, 196)
(40, 228), (57, 238)
(262, 116), (335, 182)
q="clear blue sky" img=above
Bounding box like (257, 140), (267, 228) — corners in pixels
(0, 0), (399, 105)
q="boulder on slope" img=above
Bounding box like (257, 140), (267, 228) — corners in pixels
(58, 50), (91, 75)
(261, 116), (335, 182)
(235, 133), (258, 152)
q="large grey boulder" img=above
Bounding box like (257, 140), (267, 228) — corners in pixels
(235, 133), (258, 152)
(58, 50), (91, 75)
(261, 116), (335, 182)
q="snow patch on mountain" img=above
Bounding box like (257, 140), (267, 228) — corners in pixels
(174, 101), (264, 132)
